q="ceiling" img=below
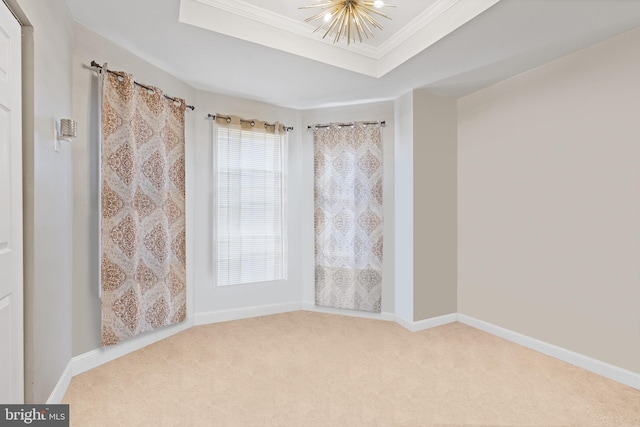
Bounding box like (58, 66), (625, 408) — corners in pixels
(64, 0), (640, 109)
(176, 0), (500, 77)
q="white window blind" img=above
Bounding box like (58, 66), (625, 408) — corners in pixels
(214, 124), (287, 286)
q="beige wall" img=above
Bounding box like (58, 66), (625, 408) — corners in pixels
(413, 90), (457, 321)
(458, 27), (640, 373)
(393, 92), (413, 321)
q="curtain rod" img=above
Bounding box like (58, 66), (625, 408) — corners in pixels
(307, 121), (386, 130)
(207, 114), (293, 132)
(90, 61), (195, 111)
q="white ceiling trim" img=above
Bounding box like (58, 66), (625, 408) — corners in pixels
(179, 0), (379, 76)
(189, 0), (379, 58)
(179, 0), (502, 77)
(376, 0), (461, 57)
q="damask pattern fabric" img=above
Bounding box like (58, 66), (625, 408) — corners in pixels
(314, 123), (383, 313)
(101, 70), (186, 346)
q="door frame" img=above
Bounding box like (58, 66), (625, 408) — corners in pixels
(0, 0), (24, 404)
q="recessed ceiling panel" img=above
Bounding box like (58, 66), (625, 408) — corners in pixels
(178, 0), (501, 76)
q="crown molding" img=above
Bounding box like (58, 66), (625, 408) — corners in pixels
(179, 0), (502, 77)
(192, 0), (318, 41)
(191, 0), (379, 58)
(376, 0), (462, 57)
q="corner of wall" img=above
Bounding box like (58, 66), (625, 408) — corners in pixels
(411, 90), (457, 322)
(393, 92), (414, 322)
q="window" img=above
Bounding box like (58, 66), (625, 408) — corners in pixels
(214, 120), (287, 286)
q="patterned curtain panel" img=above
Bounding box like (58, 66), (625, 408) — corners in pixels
(314, 123), (383, 313)
(100, 69), (187, 346)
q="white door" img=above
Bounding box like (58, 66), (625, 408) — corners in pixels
(0, 1), (23, 404)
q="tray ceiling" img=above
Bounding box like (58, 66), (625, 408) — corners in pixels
(64, 0), (640, 109)
(178, 0), (500, 76)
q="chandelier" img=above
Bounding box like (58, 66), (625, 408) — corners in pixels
(300, 0), (395, 45)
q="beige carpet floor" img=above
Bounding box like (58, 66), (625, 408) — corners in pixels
(63, 311), (640, 426)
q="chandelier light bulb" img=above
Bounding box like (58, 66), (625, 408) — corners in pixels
(374, 1), (384, 8)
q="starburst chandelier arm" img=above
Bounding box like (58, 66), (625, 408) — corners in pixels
(366, 16), (384, 31)
(299, 2), (336, 10)
(351, 9), (366, 43)
(321, 7), (343, 41)
(304, 10), (330, 23)
(361, 1), (396, 8)
(349, 4), (355, 43)
(361, 0), (396, 7)
(352, 7), (375, 39)
(333, 7), (349, 43)
(362, 1), (396, 12)
(322, 7), (345, 39)
(356, 8), (384, 31)
(312, 21), (331, 35)
(304, 2), (342, 23)
(305, 4), (341, 35)
(359, 4), (393, 21)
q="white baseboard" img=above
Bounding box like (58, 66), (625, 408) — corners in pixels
(193, 302), (302, 326)
(396, 312), (458, 332)
(300, 302), (457, 332)
(47, 309), (640, 404)
(47, 316), (194, 404)
(300, 301), (396, 322)
(458, 314), (640, 391)
(46, 361), (72, 404)
(71, 318), (194, 378)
